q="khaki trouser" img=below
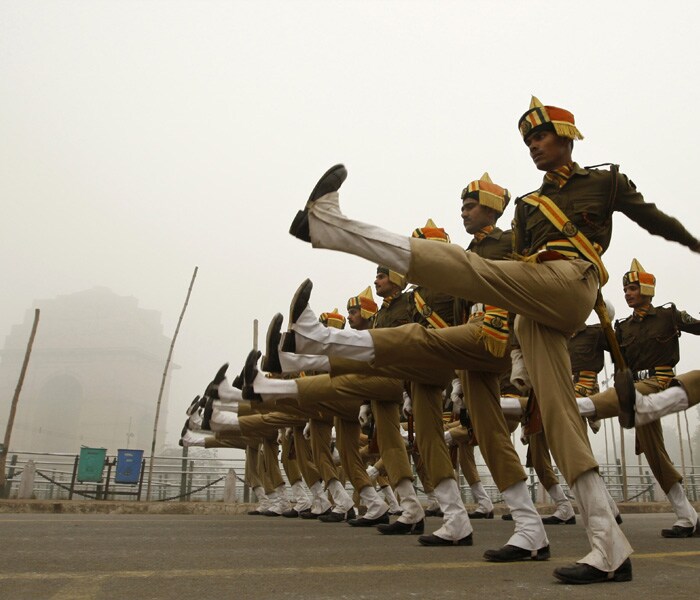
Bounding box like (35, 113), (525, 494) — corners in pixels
(297, 373), (416, 491)
(458, 442), (480, 486)
(526, 433), (562, 491)
(260, 437), (284, 493)
(676, 371), (700, 404)
(590, 379), (682, 494)
(459, 367), (527, 492)
(280, 432), (302, 486)
(335, 416), (373, 492)
(411, 381), (456, 486)
(292, 426), (324, 488)
(370, 399), (414, 487)
(245, 444), (263, 489)
(396, 240), (599, 485)
(308, 416), (340, 485)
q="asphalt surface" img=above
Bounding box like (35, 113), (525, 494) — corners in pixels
(0, 511), (698, 599)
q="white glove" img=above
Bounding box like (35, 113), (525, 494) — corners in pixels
(331, 446), (341, 465)
(402, 391), (412, 418)
(277, 428), (285, 445)
(330, 426), (336, 444)
(449, 377), (464, 411)
(358, 404), (372, 427)
(303, 421), (311, 440)
(444, 429), (454, 446)
(510, 348), (532, 395)
(366, 465), (379, 480)
(285, 427), (293, 439)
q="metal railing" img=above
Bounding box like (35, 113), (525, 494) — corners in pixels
(2, 449), (698, 505)
(1, 450), (248, 503)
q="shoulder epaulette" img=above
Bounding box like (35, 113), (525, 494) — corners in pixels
(583, 162), (618, 170)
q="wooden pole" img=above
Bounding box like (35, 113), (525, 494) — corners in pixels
(0, 308), (40, 493)
(676, 413), (687, 492)
(683, 412), (696, 500)
(146, 267), (198, 501)
(619, 426), (628, 501)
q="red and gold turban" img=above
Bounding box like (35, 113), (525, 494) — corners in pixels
(411, 218), (450, 242)
(461, 172), (510, 214)
(622, 258), (655, 296)
(518, 96), (584, 141)
(377, 266), (407, 289)
(347, 286), (378, 320)
(319, 308), (347, 329)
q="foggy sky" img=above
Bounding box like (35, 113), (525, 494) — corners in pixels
(2, 0), (700, 456)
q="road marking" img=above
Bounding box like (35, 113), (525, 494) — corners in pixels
(2, 551), (700, 582)
(49, 577), (107, 600)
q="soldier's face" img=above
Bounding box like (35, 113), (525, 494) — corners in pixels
(461, 199), (496, 234)
(623, 283), (651, 309)
(374, 273), (396, 298)
(347, 307), (365, 330)
(525, 130), (572, 171)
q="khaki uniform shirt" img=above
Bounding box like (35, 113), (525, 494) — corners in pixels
(616, 304), (700, 371)
(371, 291), (412, 330)
(569, 324), (607, 376)
(408, 285), (456, 329)
(514, 163), (699, 256)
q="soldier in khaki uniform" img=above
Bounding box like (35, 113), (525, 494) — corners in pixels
(288, 97), (700, 583)
(578, 260), (700, 537)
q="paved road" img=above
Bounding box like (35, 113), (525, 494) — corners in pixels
(0, 512), (698, 599)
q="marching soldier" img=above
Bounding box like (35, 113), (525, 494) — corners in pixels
(585, 259), (700, 537)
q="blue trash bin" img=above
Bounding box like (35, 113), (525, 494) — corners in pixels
(114, 449), (144, 484)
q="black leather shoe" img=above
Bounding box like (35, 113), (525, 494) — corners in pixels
(300, 507), (331, 520)
(615, 368), (636, 429)
(247, 509), (262, 515)
(200, 396), (214, 430)
(231, 364), (245, 390)
(282, 508), (299, 518)
(241, 349), (262, 401)
(203, 363), (229, 400)
(319, 507), (356, 523)
(261, 313), (284, 374)
(468, 510), (494, 519)
(186, 395), (201, 416)
(553, 558), (632, 584)
(348, 512), (390, 527)
(418, 533), (473, 546)
(289, 278), (314, 326)
(615, 514), (623, 525)
(424, 508), (444, 518)
(280, 331), (296, 353)
(661, 517), (700, 538)
(377, 519), (425, 535)
(483, 544), (550, 562)
(501, 513), (513, 521)
(289, 164), (347, 242)
(261, 510), (281, 517)
(542, 515), (576, 525)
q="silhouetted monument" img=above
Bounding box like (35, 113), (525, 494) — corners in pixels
(0, 287), (174, 454)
